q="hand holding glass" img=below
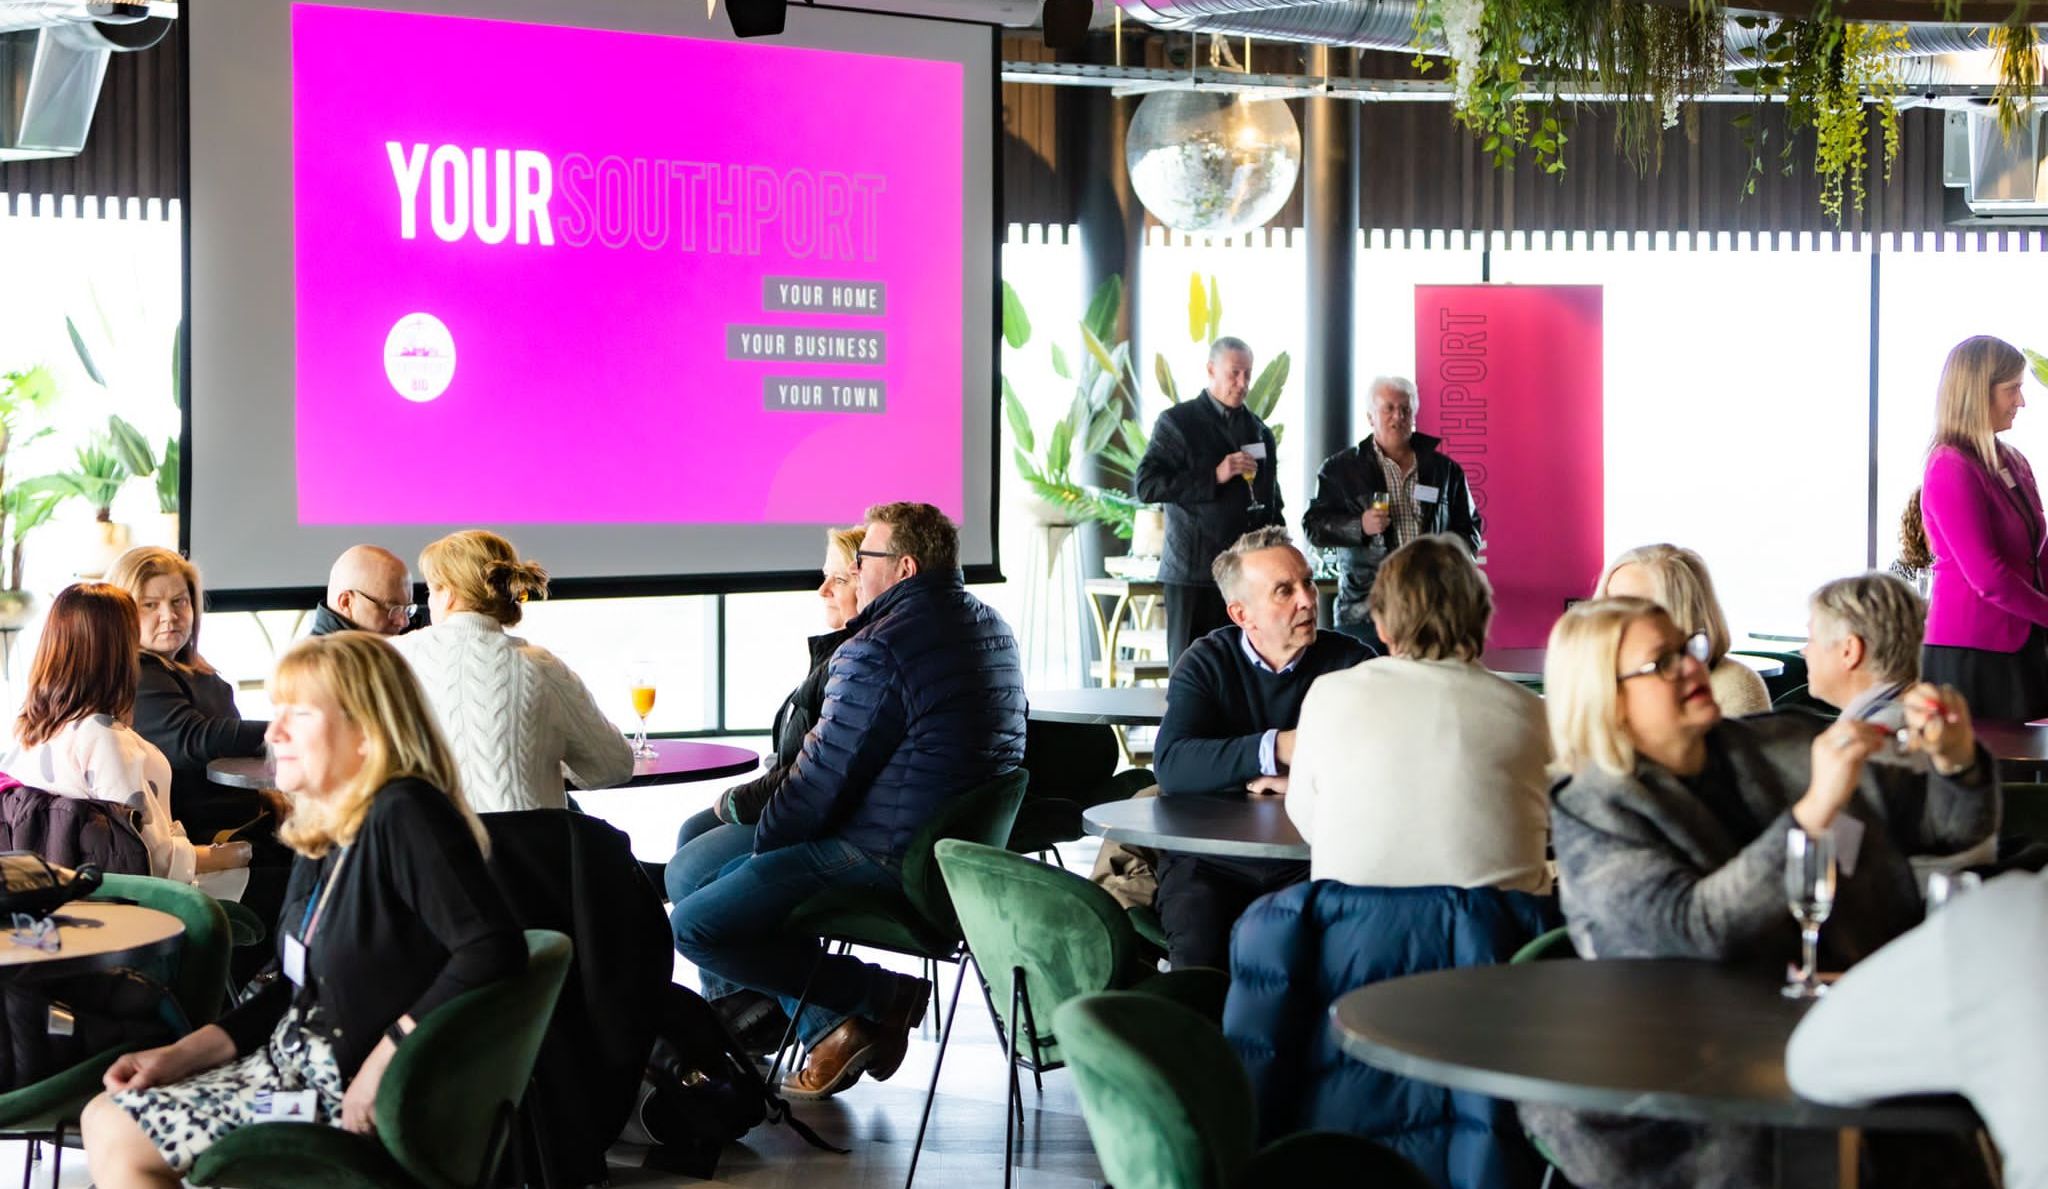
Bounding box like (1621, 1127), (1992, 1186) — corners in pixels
(1783, 827), (1836, 999)
(1242, 442), (1267, 514)
(628, 663), (658, 760)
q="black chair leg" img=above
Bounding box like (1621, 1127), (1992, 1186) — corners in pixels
(1003, 966), (1026, 1189)
(925, 957), (943, 1036)
(1049, 844), (1065, 869)
(19, 1139), (32, 1189)
(904, 956), (972, 1189)
(1016, 980), (1046, 1098)
(48, 1124), (60, 1188)
(766, 949), (826, 1091)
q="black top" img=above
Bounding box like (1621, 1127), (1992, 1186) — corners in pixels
(132, 652), (268, 826)
(1133, 392), (1285, 585)
(718, 626), (854, 826)
(1153, 627), (1369, 796)
(217, 778), (525, 1080)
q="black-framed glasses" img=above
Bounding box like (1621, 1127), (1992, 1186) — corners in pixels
(350, 590), (418, 622)
(853, 549), (899, 569)
(1619, 631), (1712, 683)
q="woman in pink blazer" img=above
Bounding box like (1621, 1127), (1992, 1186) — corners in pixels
(1921, 335), (2048, 721)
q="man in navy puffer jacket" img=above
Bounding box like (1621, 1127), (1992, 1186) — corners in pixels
(672, 502), (1025, 1100)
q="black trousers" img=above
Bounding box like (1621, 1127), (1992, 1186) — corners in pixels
(1165, 582), (1231, 664)
(1155, 852), (1309, 972)
(1923, 625), (2048, 722)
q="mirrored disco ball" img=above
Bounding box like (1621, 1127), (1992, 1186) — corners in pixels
(1126, 91), (1302, 238)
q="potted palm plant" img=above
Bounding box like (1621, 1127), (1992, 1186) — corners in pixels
(0, 367), (61, 625)
(21, 424), (138, 579)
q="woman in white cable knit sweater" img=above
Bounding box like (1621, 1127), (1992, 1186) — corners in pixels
(390, 531), (633, 813)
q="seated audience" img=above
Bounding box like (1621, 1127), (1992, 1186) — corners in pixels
(1526, 597), (1998, 1188)
(80, 632), (525, 1187)
(0, 583), (250, 889)
(1597, 543), (1771, 716)
(672, 502), (1025, 1101)
(665, 525), (862, 1047)
(1805, 572), (1926, 727)
(309, 545), (417, 636)
(106, 547), (271, 848)
(1787, 869), (2048, 1189)
(390, 530), (632, 813)
(1285, 535), (1548, 891)
(1151, 526), (1369, 970)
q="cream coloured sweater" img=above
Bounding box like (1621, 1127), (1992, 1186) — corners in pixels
(1286, 655), (1552, 893)
(391, 613), (634, 813)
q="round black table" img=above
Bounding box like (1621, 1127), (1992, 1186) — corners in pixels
(0, 902), (184, 980)
(1333, 959), (1979, 1185)
(1082, 795), (1307, 861)
(1484, 648), (1786, 683)
(1028, 687), (1168, 726)
(207, 739), (759, 791)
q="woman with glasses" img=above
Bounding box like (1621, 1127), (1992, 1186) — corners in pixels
(1596, 543), (1771, 716)
(1921, 335), (2048, 721)
(390, 530), (631, 813)
(80, 632), (523, 1188)
(1524, 597), (1997, 1187)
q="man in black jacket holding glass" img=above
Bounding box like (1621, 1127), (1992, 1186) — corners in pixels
(1136, 337), (1286, 663)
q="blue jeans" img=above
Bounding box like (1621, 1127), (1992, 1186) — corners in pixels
(665, 815), (758, 1002)
(671, 839), (905, 1046)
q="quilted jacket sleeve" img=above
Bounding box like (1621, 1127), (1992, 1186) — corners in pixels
(1135, 411), (1219, 506)
(755, 636), (910, 852)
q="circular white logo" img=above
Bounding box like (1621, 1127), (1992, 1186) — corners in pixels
(383, 313), (456, 403)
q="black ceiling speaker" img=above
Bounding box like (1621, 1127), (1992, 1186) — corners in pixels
(727, 0), (788, 39)
(1041, 0), (1091, 50)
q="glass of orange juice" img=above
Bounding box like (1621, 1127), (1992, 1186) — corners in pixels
(628, 661), (658, 759)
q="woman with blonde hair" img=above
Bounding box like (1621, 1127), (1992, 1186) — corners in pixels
(1921, 334), (2048, 720)
(1524, 597), (1997, 1187)
(390, 530), (631, 813)
(80, 632), (524, 1187)
(105, 547), (272, 850)
(1596, 543), (1771, 716)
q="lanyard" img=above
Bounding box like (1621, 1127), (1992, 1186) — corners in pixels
(297, 847), (351, 947)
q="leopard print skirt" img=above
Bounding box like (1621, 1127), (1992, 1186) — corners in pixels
(112, 1007), (346, 1173)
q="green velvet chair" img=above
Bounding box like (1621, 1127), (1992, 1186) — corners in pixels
(0, 873), (233, 1187)
(1508, 923), (1576, 1185)
(1056, 992), (1436, 1189)
(187, 928), (572, 1189)
(928, 839), (1229, 1189)
(1730, 649), (1808, 705)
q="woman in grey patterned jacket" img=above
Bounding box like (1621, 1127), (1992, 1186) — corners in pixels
(1524, 596), (1999, 1188)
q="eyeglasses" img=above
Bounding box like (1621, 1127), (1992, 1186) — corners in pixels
(8, 914), (56, 953)
(1618, 631), (1712, 683)
(350, 590), (418, 623)
(853, 549), (899, 569)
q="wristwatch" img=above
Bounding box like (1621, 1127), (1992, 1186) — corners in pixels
(385, 1020), (410, 1048)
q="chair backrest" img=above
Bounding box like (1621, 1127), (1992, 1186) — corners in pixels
(898, 769), (1028, 937)
(377, 929), (574, 1189)
(1056, 991), (1256, 1189)
(1019, 720), (1119, 798)
(2004, 783), (2048, 846)
(92, 874), (233, 1027)
(934, 839), (1140, 1066)
(1508, 925), (1577, 964)
(1223, 880), (1559, 1189)
(1730, 649), (1807, 703)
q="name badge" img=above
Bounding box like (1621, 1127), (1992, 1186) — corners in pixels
(1414, 484), (1442, 505)
(254, 1089), (319, 1120)
(283, 935), (308, 987)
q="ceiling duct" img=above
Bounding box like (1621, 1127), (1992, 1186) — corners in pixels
(0, 0), (172, 161)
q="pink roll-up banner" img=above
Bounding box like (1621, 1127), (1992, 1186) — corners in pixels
(1414, 285), (1604, 648)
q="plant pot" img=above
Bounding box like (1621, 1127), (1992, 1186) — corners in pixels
(0, 590), (33, 630)
(76, 520), (132, 580)
(151, 511), (181, 550)
(1130, 507), (1166, 558)
(1025, 496), (1080, 529)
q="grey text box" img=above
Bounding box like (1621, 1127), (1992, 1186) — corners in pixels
(762, 277), (888, 315)
(728, 325), (886, 364)
(764, 376), (887, 414)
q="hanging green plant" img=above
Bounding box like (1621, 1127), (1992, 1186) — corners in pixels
(1731, 11), (1908, 223)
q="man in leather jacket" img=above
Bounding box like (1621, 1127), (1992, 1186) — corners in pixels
(1303, 377), (1482, 646)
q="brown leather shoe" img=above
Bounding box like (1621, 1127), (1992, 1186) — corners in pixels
(782, 1018), (881, 1101)
(865, 974), (932, 1083)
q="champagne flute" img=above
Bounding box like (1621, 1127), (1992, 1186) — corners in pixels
(1783, 828), (1836, 999)
(628, 661), (658, 760)
(1243, 462), (1266, 514)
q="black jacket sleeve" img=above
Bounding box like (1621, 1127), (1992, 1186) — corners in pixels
(1303, 451), (1367, 548)
(133, 660), (267, 770)
(1152, 649), (1264, 795)
(1134, 412), (1219, 507)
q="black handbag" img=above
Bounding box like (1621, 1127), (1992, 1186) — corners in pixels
(0, 852), (103, 920)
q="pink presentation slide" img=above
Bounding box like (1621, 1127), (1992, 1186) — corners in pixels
(290, 4), (965, 525)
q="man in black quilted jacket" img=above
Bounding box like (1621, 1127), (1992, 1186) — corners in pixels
(672, 502), (1026, 1101)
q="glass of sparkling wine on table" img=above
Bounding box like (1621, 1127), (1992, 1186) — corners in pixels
(1783, 827), (1836, 999)
(628, 662), (658, 760)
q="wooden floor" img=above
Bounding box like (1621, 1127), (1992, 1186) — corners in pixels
(6, 772), (1113, 1188)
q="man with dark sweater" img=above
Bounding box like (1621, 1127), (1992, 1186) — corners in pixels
(1153, 527), (1370, 969)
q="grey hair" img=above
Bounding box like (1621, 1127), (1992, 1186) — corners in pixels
(1368, 375), (1419, 409)
(1809, 572), (1925, 685)
(1210, 526), (1302, 603)
(1209, 336), (1253, 364)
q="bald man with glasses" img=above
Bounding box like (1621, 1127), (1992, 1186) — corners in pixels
(310, 545), (421, 636)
